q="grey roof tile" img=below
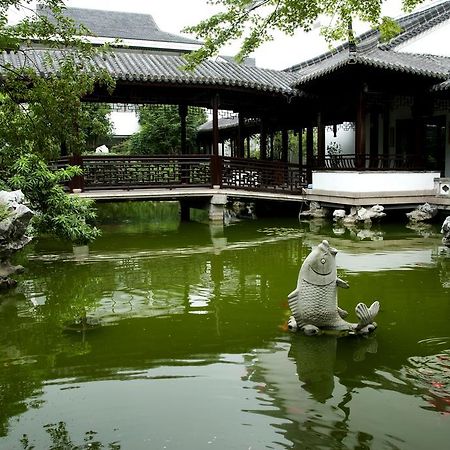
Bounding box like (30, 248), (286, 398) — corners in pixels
(0, 48), (298, 95)
(287, 1), (450, 87)
(37, 5), (200, 45)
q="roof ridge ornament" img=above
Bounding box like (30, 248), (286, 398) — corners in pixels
(348, 19), (357, 64)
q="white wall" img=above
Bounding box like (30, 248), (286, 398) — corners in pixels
(325, 123), (355, 154)
(312, 171), (441, 193)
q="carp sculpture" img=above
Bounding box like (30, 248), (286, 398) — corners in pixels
(288, 240), (379, 336)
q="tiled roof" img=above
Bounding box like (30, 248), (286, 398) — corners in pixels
(0, 48), (298, 95)
(36, 5), (200, 45)
(295, 49), (450, 84)
(286, 1), (450, 88)
(432, 78), (450, 91)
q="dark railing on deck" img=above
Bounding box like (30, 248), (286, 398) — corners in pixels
(57, 152), (422, 194)
(317, 153), (423, 170)
(57, 155), (308, 193)
(221, 157), (307, 193)
(80, 155), (211, 190)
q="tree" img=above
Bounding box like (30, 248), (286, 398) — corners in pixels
(183, 0), (425, 68)
(79, 103), (113, 151)
(129, 105), (207, 155)
(0, 0), (114, 244)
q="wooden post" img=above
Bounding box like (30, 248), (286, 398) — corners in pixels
(238, 113), (245, 158)
(306, 126), (314, 184)
(298, 127), (303, 169)
(246, 135), (251, 158)
(369, 110), (379, 168)
(317, 113), (325, 167)
(281, 129), (289, 162)
(382, 105), (390, 168)
(179, 104), (188, 154)
(260, 117), (267, 160)
(355, 86), (366, 169)
(212, 94), (219, 157)
(211, 94), (221, 186)
(269, 132), (274, 160)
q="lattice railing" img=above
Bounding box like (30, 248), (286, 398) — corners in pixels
(81, 155), (212, 189)
(318, 154), (423, 170)
(221, 157), (307, 192)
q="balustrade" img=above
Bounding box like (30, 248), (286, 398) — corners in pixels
(56, 152), (424, 194)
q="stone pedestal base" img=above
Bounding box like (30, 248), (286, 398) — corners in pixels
(209, 194), (227, 222)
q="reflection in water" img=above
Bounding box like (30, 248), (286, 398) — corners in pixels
(289, 335), (378, 403)
(1, 213), (450, 448)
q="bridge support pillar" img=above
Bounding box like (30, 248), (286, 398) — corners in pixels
(209, 194), (227, 222)
(179, 201), (191, 221)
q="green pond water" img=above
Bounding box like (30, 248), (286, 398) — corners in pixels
(1, 203), (450, 449)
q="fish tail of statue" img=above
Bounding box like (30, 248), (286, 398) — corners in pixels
(355, 301), (380, 332)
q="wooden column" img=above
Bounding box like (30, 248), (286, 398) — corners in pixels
(246, 135), (251, 158)
(212, 94), (219, 156)
(211, 94), (222, 186)
(317, 113), (325, 167)
(306, 126), (314, 184)
(269, 132), (274, 159)
(382, 105), (390, 167)
(281, 129), (289, 162)
(355, 87), (366, 169)
(298, 127), (303, 169)
(260, 117), (267, 160)
(179, 104), (188, 154)
(237, 113), (245, 158)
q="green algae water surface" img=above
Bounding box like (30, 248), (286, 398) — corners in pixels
(1, 205), (449, 449)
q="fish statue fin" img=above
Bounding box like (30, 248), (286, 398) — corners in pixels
(336, 278), (349, 289)
(355, 301), (380, 327)
(287, 288), (302, 325)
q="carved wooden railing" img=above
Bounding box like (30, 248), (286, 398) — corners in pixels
(72, 155), (212, 190)
(221, 157), (307, 193)
(56, 155), (309, 192)
(316, 153), (423, 170)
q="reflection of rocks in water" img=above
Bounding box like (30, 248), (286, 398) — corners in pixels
(434, 247), (450, 289)
(332, 220), (384, 241)
(332, 226), (346, 236)
(288, 334), (378, 402)
(406, 221), (435, 238)
(299, 218), (328, 233)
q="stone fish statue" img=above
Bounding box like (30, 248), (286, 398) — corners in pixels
(288, 240), (379, 336)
